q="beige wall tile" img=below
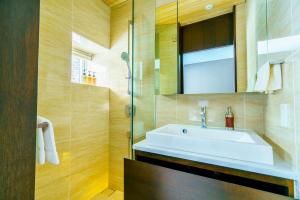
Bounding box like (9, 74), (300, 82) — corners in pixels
(39, 0), (72, 84)
(73, 0), (111, 48)
(70, 84), (109, 200)
(156, 93), (265, 134)
(236, 3), (247, 92)
(36, 0), (110, 199)
(244, 94), (266, 134)
(155, 95), (177, 127)
(293, 50), (300, 172)
(267, 0), (292, 40)
(35, 178), (71, 200)
(108, 1), (132, 191)
(35, 140), (71, 200)
(292, 0), (300, 34)
(70, 167), (108, 200)
(293, 0), (300, 174)
(175, 94), (245, 129)
(263, 0), (299, 167)
(36, 0), (73, 198)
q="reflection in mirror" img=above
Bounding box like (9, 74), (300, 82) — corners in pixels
(180, 13), (235, 94)
(155, 0), (178, 95)
(246, 0), (267, 92)
(183, 46), (235, 94)
(178, 0), (243, 94)
(155, 0), (273, 94)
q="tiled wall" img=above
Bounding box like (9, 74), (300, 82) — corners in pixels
(35, 0), (110, 199)
(264, 0), (300, 169)
(235, 3), (247, 92)
(108, 0), (157, 191)
(156, 0), (300, 176)
(156, 93), (266, 135)
(35, 0), (300, 198)
(132, 0), (156, 142)
(109, 1), (132, 191)
(36, 0), (73, 198)
(73, 0), (111, 48)
(70, 84), (109, 199)
(156, 24), (178, 95)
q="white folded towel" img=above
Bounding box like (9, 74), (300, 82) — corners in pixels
(36, 127), (45, 164)
(268, 63), (282, 92)
(36, 116), (60, 165)
(254, 62), (270, 93)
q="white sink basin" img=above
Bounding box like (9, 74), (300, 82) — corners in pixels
(144, 124), (274, 165)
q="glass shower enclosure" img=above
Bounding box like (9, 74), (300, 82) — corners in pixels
(130, 0), (178, 155)
(131, 0), (156, 153)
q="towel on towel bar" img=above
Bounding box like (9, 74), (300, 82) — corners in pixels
(36, 126), (45, 164)
(254, 62), (283, 93)
(36, 116), (60, 165)
(254, 62), (270, 93)
(268, 63), (282, 92)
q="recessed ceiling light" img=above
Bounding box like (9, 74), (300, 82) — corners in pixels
(205, 3), (214, 10)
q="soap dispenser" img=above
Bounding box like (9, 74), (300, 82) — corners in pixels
(225, 106), (234, 130)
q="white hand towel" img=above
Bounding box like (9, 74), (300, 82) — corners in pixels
(268, 63), (282, 92)
(36, 127), (45, 164)
(254, 62), (270, 93)
(37, 116), (60, 165)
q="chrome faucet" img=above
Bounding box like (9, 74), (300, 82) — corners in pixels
(200, 106), (207, 128)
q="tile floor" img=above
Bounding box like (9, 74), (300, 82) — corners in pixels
(92, 189), (123, 200)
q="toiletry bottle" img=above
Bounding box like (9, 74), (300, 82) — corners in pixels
(225, 106), (234, 130)
(92, 72), (96, 86)
(81, 67), (87, 84)
(87, 71), (92, 85)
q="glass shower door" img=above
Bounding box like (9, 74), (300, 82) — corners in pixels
(131, 0), (178, 153)
(131, 0), (156, 148)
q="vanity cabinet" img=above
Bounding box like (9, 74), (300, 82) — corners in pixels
(124, 150), (295, 199)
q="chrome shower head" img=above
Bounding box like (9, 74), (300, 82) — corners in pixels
(121, 51), (131, 95)
(121, 52), (129, 62)
(121, 51), (131, 78)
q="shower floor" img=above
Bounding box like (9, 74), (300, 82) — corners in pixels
(92, 189), (123, 200)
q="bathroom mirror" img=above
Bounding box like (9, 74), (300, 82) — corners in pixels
(155, 0), (268, 94)
(155, 0), (179, 95)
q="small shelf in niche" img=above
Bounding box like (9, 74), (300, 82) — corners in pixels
(71, 32), (109, 87)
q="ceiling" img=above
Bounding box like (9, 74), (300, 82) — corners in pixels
(103, 0), (127, 7)
(103, 0), (245, 25)
(156, 0), (245, 26)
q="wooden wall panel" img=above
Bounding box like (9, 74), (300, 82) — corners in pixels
(0, 0), (40, 199)
(181, 13), (233, 53)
